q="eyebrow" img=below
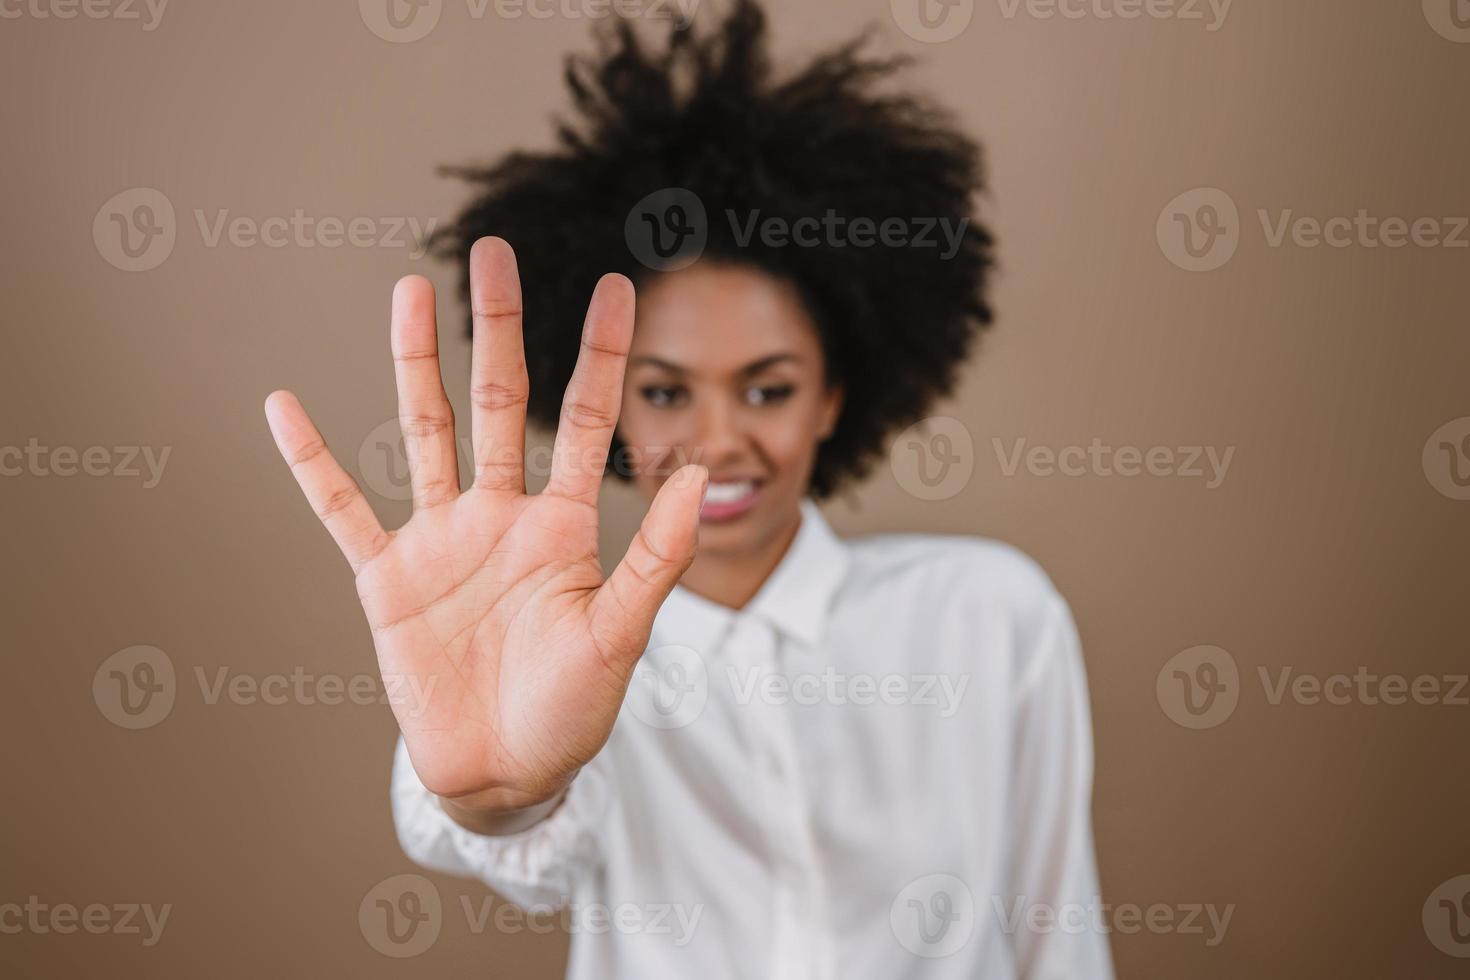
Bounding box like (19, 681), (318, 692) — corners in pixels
(629, 353), (802, 376)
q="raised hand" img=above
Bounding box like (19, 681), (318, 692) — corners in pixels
(264, 237), (707, 819)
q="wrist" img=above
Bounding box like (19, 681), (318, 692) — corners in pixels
(436, 778), (575, 837)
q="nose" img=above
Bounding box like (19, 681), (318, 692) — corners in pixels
(689, 394), (749, 471)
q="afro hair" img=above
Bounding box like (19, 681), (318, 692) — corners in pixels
(433, 0), (994, 499)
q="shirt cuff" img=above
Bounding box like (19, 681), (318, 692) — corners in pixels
(389, 736), (609, 909)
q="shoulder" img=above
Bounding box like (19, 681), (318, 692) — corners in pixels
(834, 528), (1076, 667)
(843, 530), (1062, 611)
(835, 529), (1082, 695)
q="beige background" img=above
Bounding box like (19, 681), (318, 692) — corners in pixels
(3, 0), (1469, 977)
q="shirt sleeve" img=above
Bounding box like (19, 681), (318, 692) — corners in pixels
(389, 736), (610, 910)
(1004, 594), (1115, 980)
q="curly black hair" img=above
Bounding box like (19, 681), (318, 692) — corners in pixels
(434, 0), (993, 499)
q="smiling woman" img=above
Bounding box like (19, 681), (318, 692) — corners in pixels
(7, 0), (1470, 974)
(262, 1), (1110, 978)
(430, 0), (994, 503)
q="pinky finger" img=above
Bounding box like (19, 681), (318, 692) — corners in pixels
(264, 390), (391, 574)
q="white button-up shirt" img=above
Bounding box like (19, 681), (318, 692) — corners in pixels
(392, 500), (1113, 979)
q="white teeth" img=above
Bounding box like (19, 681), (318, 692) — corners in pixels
(704, 480), (755, 504)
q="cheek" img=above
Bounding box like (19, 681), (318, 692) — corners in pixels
(616, 402), (688, 493)
(749, 399), (828, 478)
(618, 401), (683, 459)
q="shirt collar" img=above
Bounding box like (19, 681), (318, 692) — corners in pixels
(653, 499), (850, 655)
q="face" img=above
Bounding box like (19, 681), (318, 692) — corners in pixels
(618, 263), (843, 560)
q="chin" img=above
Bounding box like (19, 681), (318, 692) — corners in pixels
(696, 496), (798, 554)
(693, 516), (758, 554)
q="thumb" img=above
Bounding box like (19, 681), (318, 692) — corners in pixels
(592, 464), (707, 666)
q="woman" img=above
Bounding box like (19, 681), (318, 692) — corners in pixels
(264, 3), (1111, 976)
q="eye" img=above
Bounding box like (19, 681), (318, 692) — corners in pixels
(745, 384), (795, 407)
(639, 384), (686, 408)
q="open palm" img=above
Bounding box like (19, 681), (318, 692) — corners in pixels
(265, 237), (706, 816)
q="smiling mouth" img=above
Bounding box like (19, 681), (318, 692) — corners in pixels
(699, 479), (762, 523)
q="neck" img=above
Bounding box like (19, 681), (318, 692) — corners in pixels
(677, 509), (804, 610)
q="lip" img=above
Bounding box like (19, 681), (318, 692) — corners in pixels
(699, 478), (763, 524)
